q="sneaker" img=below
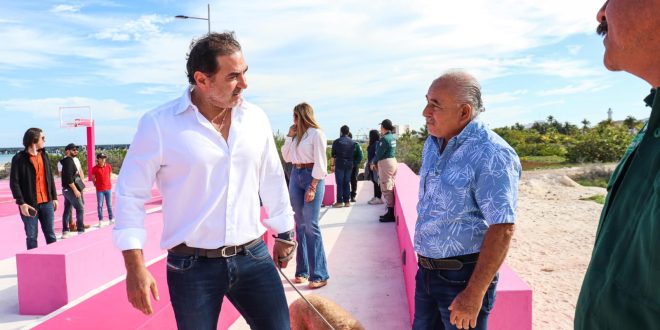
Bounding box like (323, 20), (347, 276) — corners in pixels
(61, 231), (73, 239)
(308, 280), (328, 289)
(344, 202), (351, 207)
(371, 198), (384, 205)
(294, 276), (308, 284)
(332, 202), (344, 208)
(350, 197), (356, 203)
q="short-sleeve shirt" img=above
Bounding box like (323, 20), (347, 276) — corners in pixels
(92, 164), (112, 191)
(415, 119), (521, 259)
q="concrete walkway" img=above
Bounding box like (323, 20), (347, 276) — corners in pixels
(231, 181), (410, 329)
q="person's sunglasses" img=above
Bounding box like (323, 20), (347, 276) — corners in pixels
(41, 136), (46, 141)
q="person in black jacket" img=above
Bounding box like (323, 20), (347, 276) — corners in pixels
(9, 128), (59, 249)
(60, 143), (86, 238)
(330, 125), (355, 207)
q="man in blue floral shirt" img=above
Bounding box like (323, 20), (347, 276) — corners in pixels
(413, 70), (521, 330)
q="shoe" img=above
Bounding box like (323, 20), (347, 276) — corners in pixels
(83, 224), (90, 229)
(308, 280), (328, 289)
(61, 231), (73, 239)
(332, 202), (344, 208)
(69, 222), (76, 231)
(350, 197), (356, 203)
(379, 207), (395, 222)
(371, 198), (384, 205)
(344, 202), (351, 207)
(294, 276), (308, 284)
(367, 197), (378, 205)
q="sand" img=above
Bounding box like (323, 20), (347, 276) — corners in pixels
(506, 164), (615, 330)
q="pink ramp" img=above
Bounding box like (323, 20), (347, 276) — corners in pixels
(322, 173), (336, 206)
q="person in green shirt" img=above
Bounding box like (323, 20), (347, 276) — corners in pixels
(370, 119), (398, 222)
(575, 0), (660, 328)
(347, 132), (364, 203)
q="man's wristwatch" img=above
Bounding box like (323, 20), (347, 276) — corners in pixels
(276, 230), (295, 241)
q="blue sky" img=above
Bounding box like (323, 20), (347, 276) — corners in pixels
(0, 0), (654, 148)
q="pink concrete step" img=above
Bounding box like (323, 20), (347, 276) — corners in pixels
(393, 164), (533, 329)
(321, 172), (336, 206)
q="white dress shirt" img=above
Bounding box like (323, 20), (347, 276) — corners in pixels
(113, 87), (294, 250)
(281, 128), (328, 180)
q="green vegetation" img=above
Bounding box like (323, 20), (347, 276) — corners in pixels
(570, 167), (613, 188)
(580, 194), (606, 204)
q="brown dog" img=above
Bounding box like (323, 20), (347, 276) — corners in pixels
(289, 294), (365, 330)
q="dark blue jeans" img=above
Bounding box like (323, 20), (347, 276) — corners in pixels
(62, 189), (85, 232)
(334, 165), (352, 203)
(96, 189), (113, 220)
(166, 240), (289, 330)
(289, 168), (329, 282)
(19, 201), (56, 249)
(413, 262), (498, 330)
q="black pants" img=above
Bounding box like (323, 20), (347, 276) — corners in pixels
(350, 165), (358, 199)
(371, 172), (382, 198)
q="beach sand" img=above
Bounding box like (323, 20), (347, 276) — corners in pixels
(506, 165), (614, 330)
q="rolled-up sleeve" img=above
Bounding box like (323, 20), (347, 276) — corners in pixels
(113, 113), (162, 251)
(259, 122), (295, 234)
(281, 137), (294, 163)
(312, 130), (328, 180)
(475, 148), (521, 225)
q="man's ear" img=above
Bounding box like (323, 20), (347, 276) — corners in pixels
(459, 104), (472, 122)
(193, 71), (210, 90)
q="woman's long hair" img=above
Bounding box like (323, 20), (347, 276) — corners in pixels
(292, 102), (321, 145)
(368, 129), (380, 146)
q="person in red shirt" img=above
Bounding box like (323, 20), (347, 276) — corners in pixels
(91, 153), (113, 225)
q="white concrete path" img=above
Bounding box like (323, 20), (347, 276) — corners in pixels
(231, 181), (410, 329)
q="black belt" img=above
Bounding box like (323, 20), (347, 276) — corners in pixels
(169, 238), (262, 258)
(418, 253), (480, 271)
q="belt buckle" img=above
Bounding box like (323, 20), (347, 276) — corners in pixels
(220, 245), (238, 258)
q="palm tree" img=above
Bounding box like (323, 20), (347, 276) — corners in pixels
(581, 119), (590, 130)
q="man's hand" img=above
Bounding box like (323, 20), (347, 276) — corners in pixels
(19, 203), (36, 217)
(448, 287), (484, 329)
(123, 249), (159, 315)
(272, 238), (296, 268)
(53, 200), (58, 212)
(74, 189), (81, 199)
(304, 186), (316, 203)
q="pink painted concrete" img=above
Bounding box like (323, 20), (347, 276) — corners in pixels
(393, 164), (532, 329)
(322, 173), (336, 206)
(34, 208), (275, 328)
(17, 212), (166, 315)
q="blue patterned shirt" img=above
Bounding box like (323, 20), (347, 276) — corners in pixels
(415, 119), (521, 259)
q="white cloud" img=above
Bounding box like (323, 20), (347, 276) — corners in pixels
(50, 4), (82, 13)
(485, 90), (529, 105)
(538, 81), (609, 96)
(0, 97), (140, 121)
(567, 45), (583, 55)
(93, 15), (173, 41)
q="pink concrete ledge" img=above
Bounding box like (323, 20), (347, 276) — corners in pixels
(322, 173), (336, 206)
(31, 208), (276, 328)
(393, 164), (533, 329)
(16, 212), (166, 315)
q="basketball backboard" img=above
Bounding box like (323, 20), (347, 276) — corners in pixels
(59, 106), (93, 128)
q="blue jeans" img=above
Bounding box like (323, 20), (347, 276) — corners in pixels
(334, 165), (352, 203)
(62, 189), (85, 232)
(289, 168), (329, 282)
(166, 240), (290, 330)
(413, 262), (498, 330)
(96, 190), (113, 220)
(19, 201), (56, 249)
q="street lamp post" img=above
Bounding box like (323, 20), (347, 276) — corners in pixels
(175, 3), (211, 34)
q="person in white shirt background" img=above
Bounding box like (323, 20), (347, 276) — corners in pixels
(113, 32), (296, 329)
(57, 143), (85, 232)
(281, 102), (330, 289)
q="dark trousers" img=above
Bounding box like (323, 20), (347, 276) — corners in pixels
(19, 201), (56, 249)
(371, 170), (381, 198)
(350, 164), (358, 199)
(413, 262), (498, 330)
(167, 240), (290, 330)
(62, 189), (85, 232)
(334, 165), (352, 203)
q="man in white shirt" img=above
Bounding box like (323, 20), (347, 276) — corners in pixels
(57, 143), (86, 233)
(113, 32), (296, 329)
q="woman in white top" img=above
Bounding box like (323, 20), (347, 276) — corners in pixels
(281, 102), (330, 289)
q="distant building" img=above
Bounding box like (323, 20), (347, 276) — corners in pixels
(394, 124), (411, 138)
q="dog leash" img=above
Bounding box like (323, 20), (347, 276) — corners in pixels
(275, 238), (336, 330)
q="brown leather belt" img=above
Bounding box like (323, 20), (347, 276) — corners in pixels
(169, 238), (262, 258)
(293, 163), (314, 169)
(418, 253), (480, 271)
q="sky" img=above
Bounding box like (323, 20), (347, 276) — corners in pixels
(0, 0), (655, 148)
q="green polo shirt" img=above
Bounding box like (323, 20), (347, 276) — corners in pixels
(373, 131), (396, 164)
(575, 89), (660, 329)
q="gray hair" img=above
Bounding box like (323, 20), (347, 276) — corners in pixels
(433, 69), (485, 119)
